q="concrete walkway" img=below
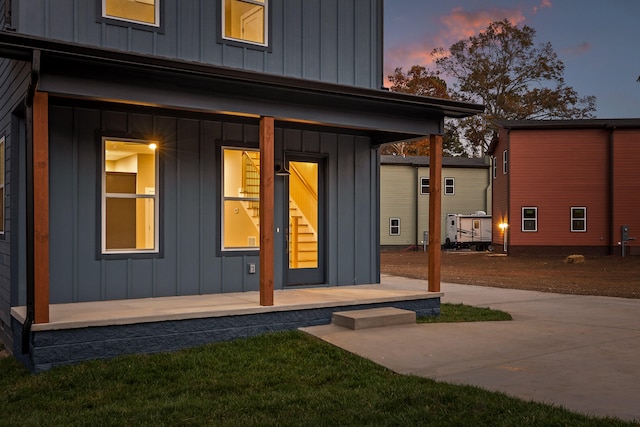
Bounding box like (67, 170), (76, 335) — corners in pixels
(302, 276), (640, 422)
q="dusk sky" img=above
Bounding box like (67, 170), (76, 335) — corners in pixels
(384, 1), (640, 119)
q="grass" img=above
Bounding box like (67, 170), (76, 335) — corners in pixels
(419, 303), (513, 323)
(0, 330), (631, 426)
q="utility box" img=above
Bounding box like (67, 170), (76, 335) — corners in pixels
(622, 225), (629, 242)
(445, 211), (492, 251)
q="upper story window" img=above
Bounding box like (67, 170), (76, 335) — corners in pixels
(444, 177), (455, 195)
(102, 138), (159, 254)
(101, 0), (161, 29)
(222, 0), (268, 47)
(419, 177), (429, 194)
(492, 156), (497, 179)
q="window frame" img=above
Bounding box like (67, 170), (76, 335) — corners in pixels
(221, 146), (261, 253)
(444, 177), (455, 195)
(503, 149), (508, 174)
(522, 207), (538, 232)
(389, 218), (400, 236)
(219, 0), (271, 51)
(101, 136), (160, 257)
(419, 177), (430, 195)
(571, 207), (587, 232)
(97, 0), (164, 33)
(502, 150), (509, 175)
(492, 156), (497, 179)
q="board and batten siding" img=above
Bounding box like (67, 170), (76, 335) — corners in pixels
(39, 104), (378, 304)
(0, 58), (30, 348)
(11, 0), (382, 89)
(379, 164), (416, 246)
(509, 129), (610, 247)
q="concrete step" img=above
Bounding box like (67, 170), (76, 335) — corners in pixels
(332, 307), (416, 330)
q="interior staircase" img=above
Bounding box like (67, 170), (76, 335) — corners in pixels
(240, 151), (318, 267)
(289, 199), (317, 268)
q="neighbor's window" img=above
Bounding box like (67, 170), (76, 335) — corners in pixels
(222, 0), (268, 46)
(102, 138), (159, 253)
(571, 207), (586, 232)
(522, 207), (538, 232)
(420, 177), (429, 194)
(492, 156), (497, 179)
(503, 149), (508, 174)
(223, 148), (260, 250)
(102, 0), (160, 27)
(444, 177), (455, 195)
(389, 218), (400, 236)
(0, 136), (4, 234)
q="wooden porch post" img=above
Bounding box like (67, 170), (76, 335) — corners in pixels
(428, 134), (442, 293)
(259, 116), (275, 306)
(33, 91), (50, 323)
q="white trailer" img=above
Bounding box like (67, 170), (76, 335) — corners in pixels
(445, 211), (492, 251)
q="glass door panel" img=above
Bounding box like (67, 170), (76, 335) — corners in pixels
(286, 158), (324, 285)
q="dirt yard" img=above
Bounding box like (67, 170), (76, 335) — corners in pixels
(381, 250), (640, 299)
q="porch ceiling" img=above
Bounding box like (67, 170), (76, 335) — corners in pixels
(0, 31), (484, 144)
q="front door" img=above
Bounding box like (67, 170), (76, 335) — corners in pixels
(286, 158), (325, 285)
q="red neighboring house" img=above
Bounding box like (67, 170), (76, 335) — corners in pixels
(488, 119), (640, 256)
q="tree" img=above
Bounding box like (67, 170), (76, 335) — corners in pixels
(379, 138), (430, 157)
(388, 65), (449, 99)
(383, 66), (469, 157)
(433, 19), (596, 154)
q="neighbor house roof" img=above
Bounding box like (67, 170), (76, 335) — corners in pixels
(498, 119), (640, 130)
(487, 119), (640, 154)
(380, 155), (489, 168)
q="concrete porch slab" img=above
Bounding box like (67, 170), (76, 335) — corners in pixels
(10, 277), (441, 372)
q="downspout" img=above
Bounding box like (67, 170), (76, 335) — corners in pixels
(22, 50), (40, 354)
(608, 127), (615, 255)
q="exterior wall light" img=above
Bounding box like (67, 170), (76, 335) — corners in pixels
(498, 222), (508, 252)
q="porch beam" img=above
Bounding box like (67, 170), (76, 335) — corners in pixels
(428, 134), (442, 292)
(33, 91), (50, 323)
(259, 116), (275, 306)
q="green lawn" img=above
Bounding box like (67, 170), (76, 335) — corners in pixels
(0, 321), (630, 426)
(420, 303), (513, 323)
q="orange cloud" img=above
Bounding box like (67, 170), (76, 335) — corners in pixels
(384, 6), (527, 82)
(533, 0), (552, 14)
(439, 7), (526, 43)
(562, 41), (592, 57)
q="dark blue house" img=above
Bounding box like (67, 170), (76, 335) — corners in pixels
(0, 0), (482, 370)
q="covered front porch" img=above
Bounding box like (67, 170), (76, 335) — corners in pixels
(12, 276), (441, 372)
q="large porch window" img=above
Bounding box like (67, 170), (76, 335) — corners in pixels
(222, 148), (260, 250)
(102, 138), (159, 254)
(222, 0), (268, 46)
